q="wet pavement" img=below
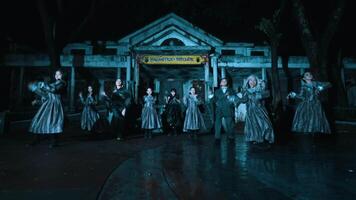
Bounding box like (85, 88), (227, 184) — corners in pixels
(1, 124), (356, 200)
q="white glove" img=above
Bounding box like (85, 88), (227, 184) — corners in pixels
(287, 92), (296, 99)
(38, 82), (45, 88)
(237, 92), (243, 98)
(121, 108), (126, 116)
(317, 85), (324, 91)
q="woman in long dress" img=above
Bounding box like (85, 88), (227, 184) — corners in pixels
(79, 85), (100, 132)
(183, 87), (206, 139)
(28, 70), (66, 148)
(165, 88), (182, 136)
(237, 75), (274, 144)
(287, 72), (331, 134)
(101, 79), (131, 141)
(141, 87), (162, 139)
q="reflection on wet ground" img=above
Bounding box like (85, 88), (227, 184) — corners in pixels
(1, 126), (356, 200)
(98, 134), (356, 200)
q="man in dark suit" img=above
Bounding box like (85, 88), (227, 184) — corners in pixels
(212, 78), (236, 142)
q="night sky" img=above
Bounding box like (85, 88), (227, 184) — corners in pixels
(0, 0), (355, 56)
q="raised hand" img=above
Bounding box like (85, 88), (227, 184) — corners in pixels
(287, 92), (296, 99)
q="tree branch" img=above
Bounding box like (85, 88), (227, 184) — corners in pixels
(67, 0), (97, 43)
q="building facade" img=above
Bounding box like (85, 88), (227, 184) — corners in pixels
(3, 13), (355, 112)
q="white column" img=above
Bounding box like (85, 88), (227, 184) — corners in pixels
(70, 66), (75, 111)
(126, 57), (132, 90)
(212, 57), (218, 87)
(99, 79), (105, 96)
(117, 68), (121, 80)
(221, 67), (226, 79)
(154, 79), (160, 93)
(134, 61), (140, 103)
(300, 68), (305, 76)
(204, 62), (209, 102)
(262, 68), (267, 80)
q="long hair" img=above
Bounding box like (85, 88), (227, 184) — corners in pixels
(243, 74), (265, 91)
(168, 88), (179, 99)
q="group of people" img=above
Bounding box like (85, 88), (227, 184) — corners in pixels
(27, 69), (332, 148)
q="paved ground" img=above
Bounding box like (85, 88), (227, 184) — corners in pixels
(0, 123), (356, 200)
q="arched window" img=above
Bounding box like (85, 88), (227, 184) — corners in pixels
(160, 38), (185, 46)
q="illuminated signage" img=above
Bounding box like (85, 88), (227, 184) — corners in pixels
(139, 55), (208, 65)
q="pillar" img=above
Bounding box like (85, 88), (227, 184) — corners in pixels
(262, 68), (267, 80)
(300, 68), (305, 76)
(134, 60), (139, 103)
(117, 68), (121, 80)
(99, 79), (105, 96)
(70, 66), (75, 111)
(221, 67), (226, 79)
(126, 60), (132, 90)
(154, 79), (160, 93)
(212, 57), (218, 87)
(204, 62), (210, 102)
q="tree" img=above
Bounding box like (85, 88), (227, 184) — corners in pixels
(37, 0), (60, 70)
(291, 0), (347, 105)
(36, 0), (98, 71)
(256, 1), (285, 121)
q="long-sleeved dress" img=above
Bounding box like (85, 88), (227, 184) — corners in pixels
(141, 95), (162, 130)
(291, 81), (331, 134)
(239, 88), (274, 143)
(102, 87), (131, 138)
(165, 95), (182, 129)
(29, 80), (66, 134)
(80, 94), (100, 131)
(183, 94), (206, 132)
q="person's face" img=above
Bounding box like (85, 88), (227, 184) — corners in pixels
(190, 88), (196, 95)
(304, 72), (313, 81)
(147, 88), (152, 95)
(248, 78), (257, 88)
(171, 90), (176, 96)
(55, 71), (62, 80)
(220, 79), (227, 87)
(88, 86), (93, 93)
(116, 79), (122, 87)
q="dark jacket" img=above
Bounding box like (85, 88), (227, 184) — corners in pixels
(213, 87), (235, 118)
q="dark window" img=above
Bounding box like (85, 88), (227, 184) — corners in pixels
(250, 51), (265, 56)
(71, 49), (86, 55)
(161, 38), (185, 46)
(221, 50), (235, 55)
(101, 48), (117, 55)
